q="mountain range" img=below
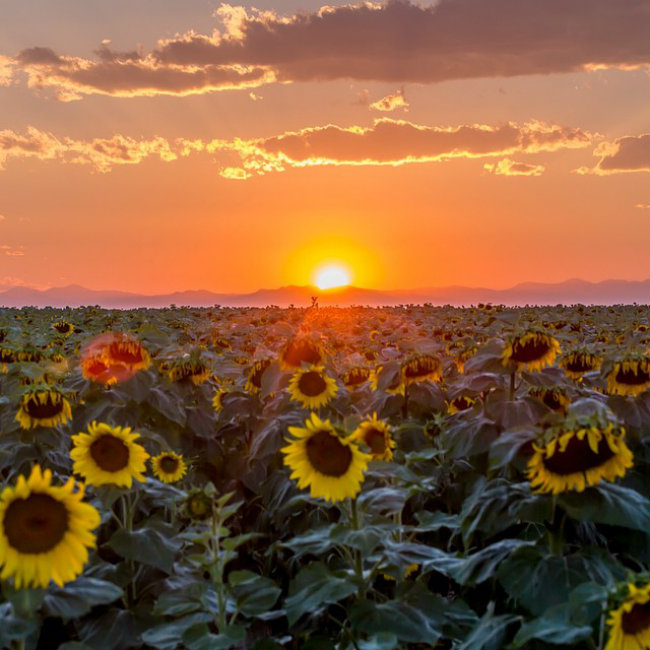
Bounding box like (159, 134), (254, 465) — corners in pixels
(0, 279), (648, 309)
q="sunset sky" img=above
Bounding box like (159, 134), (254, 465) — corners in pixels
(0, 0), (648, 294)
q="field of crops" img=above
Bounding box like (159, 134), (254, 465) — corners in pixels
(0, 303), (649, 650)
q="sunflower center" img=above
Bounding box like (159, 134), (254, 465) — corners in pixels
(346, 369), (369, 386)
(306, 431), (352, 477)
(283, 341), (322, 367)
(364, 428), (386, 454)
(615, 366), (650, 386)
(24, 393), (63, 419)
(3, 494), (69, 554)
(453, 397), (472, 411)
(160, 456), (179, 473)
(510, 338), (551, 363)
(566, 357), (593, 372)
(298, 372), (327, 396)
(403, 358), (438, 379)
(542, 392), (563, 410)
(54, 323), (72, 333)
(621, 601), (650, 635)
(543, 434), (615, 475)
(90, 434), (130, 472)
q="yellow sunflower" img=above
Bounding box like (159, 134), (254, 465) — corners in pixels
(105, 333), (150, 372)
(447, 395), (476, 415)
(70, 421), (149, 488)
(281, 413), (370, 502)
(606, 355), (650, 397)
(287, 365), (338, 409)
(351, 413), (395, 461)
(1, 347), (16, 373)
(280, 338), (325, 370)
(165, 358), (211, 385)
(212, 387), (230, 413)
(527, 417), (633, 494)
(559, 349), (602, 379)
(52, 320), (74, 336)
(605, 582), (650, 650)
(151, 452), (187, 484)
(401, 353), (442, 386)
(245, 357), (274, 394)
(16, 386), (72, 430)
(0, 465), (100, 588)
(501, 331), (561, 372)
(370, 365), (405, 395)
(183, 489), (213, 520)
(528, 386), (571, 413)
(342, 367), (372, 389)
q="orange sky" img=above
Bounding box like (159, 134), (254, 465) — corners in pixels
(0, 0), (648, 294)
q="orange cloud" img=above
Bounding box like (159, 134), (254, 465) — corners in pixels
(6, 0), (648, 99)
(369, 88), (408, 112)
(574, 134), (650, 175)
(484, 158), (545, 176)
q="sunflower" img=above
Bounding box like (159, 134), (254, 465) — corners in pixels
(370, 365), (405, 395)
(16, 385), (72, 430)
(281, 413), (370, 502)
(105, 334), (150, 372)
(447, 395), (475, 415)
(288, 365), (338, 409)
(351, 413), (395, 461)
(452, 346), (477, 373)
(559, 349), (602, 379)
(212, 387), (230, 413)
(401, 353), (442, 385)
(501, 330), (561, 372)
(165, 358), (211, 385)
(71, 421), (149, 488)
(0, 465), (100, 588)
(342, 367), (372, 389)
(183, 489), (213, 520)
(604, 582), (650, 650)
(527, 417), (633, 494)
(528, 386), (571, 413)
(606, 355), (650, 397)
(280, 338), (324, 370)
(52, 320), (74, 336)
(151, 452), (187, 484)
(244, 357), (273, 394)
(80, 332), (149, 385)
(1, 347), (16, 372)
(211, 336), (231, 353)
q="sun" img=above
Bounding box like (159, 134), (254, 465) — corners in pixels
(314, 264), (351, 290)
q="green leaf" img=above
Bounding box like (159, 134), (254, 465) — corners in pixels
(357, 634), (400, 650)
(153, 582), (218, 617)
(182, 623), (246, 650)
(78, 609), (136, 650)
(228, 570), (281, 617)
(512, 605), (593, 647)
(43, 577), (123, 618)
(558, 483), (650, 532)
(456, 603), (519, 650)
(284, 562), (357, 625)
(107, 526), (181, 573)
(142, 613), (214, 650)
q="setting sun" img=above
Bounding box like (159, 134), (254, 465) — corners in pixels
(314, 265), (351, 290)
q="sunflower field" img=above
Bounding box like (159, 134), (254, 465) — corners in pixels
(0, 303), (649, 650)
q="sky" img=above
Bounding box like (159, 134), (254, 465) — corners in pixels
(0, 0), (648, 294)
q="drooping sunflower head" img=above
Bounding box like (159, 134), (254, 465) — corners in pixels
(452, 346), (478, 373)
(287, 365), (338, 409)
(211, 336), (231, 353)
(370, 364), (405, 395)
(447, 395), (476, 415)
(70, 421), (149, 488)
(80, 332), (149, 385)
(183, 489), (213, 521)
(1, 346), (16, 372)
(245, 357), (274, 394)
(280, 338), (325, 370)
(501, 330), (561, 372)
(342, 366), (372, 389)
(16, 384), (73, 430)
(528, 386), (571, 413)
(212, 387), (230, 413)
(559, 348), (602, 379)
(105, 334), (151, 371)
(0, 464), (100, 589)
(164, 354), (211, 385)
(151, 451), (187, 484)
(526, 415), (633, 494)
(351, 413), (395, 461)
(604, 581), (650, 650)
(401, 353), (443, 385)
(281, 412), (370, 502)
(606, 354), (650, 397)
(52, 320), (74, 336)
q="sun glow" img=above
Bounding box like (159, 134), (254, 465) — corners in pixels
(314, 264), (351, 290)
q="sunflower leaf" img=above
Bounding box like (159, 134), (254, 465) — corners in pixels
(43, 577), (123, 619)
(107, 526), (182, 573)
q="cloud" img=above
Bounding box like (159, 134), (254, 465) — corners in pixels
(634, 203), (650, 209)
(369, 88), (408, 112)
(0, 56), (14, 86)
(6, 0), (648, 99)
(574, 134), (650, 175)
(0, 127), (177, 172)
(0, 245), (25, 257)
(484, 158), (545, 176)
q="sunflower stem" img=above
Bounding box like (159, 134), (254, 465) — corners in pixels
(402, 384), (409, 419)
(349, 498), (366, 599)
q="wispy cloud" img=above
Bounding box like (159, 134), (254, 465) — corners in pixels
(574, 134), (650, 175)
(5, 0), (648, 100)
(0, 244), (25, 257)
(370, 88), (408, 112)
(484, 158), (545, 176)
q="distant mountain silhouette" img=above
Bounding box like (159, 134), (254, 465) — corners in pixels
(0, 279), (647, 308)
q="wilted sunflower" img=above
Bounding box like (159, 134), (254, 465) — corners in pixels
(0, 347), (16, 372)
(0, 465), (100, 589)
(527, 417), (633, 494)
(52, 320), (74, 336)
(342, 367), (372, 389)
(528, 386), (571, 412)
(351, 413), (395, 461)
(245, 357), (273, 394)
(16, 385), (72, 430)
(280, 338), (324, 370)
(281, 413), (369, 502)
(105, 334), (150, 372)
(71, 421), (149, 488)
(559, 349), (602, 379)
(288, 365), (338, 409)
(211, 336), (231, 353)
(604, 582), (650, 650)
(151, 452), (187, 484)
(212, 387), (230, 413)
(447, 395), (476, 415)
(606, 355), (650, 397)
(401, 353), (442, 385)
(501, 330), (561, 372)
(165, 357), (211, 385)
